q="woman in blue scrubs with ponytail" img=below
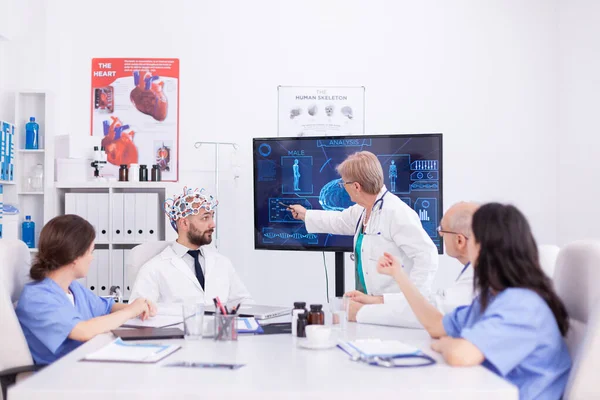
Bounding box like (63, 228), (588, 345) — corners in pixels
(16, 214), (157, 365)
(377, 203), (571, 400)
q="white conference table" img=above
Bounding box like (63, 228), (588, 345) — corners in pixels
(9, 321), (517, 400)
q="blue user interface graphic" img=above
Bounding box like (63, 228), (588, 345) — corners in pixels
(253, 134), (443, 253)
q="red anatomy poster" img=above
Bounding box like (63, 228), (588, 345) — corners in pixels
(91, 58), (179, 181)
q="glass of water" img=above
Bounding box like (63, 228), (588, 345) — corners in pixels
(329, 297), (348, 331)
(182, 303), (205, 340)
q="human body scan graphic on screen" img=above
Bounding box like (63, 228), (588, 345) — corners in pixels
(389, 160), (398, 193)
(293, 159), (301, 191)
(253, 134), (443, 253)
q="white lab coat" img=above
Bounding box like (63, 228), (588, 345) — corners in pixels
(305, 185), (439, 322)
(129, 244), (253, 306)
(357, 263), (474, 328)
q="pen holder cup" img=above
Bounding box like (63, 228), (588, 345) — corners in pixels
(214, 313), (238, 341)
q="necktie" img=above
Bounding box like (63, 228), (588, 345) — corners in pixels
(187, 250), (205, 290)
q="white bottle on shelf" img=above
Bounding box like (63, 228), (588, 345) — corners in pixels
(128, 164), (139, 182)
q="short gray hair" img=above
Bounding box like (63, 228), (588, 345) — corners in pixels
(447, 202), (480, 236)
(336, 151), (384, 195)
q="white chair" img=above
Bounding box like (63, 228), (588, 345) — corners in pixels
(538, 244), (560, 279)
(0, 240), (42, 400)
(126, 241), (171, 292)
(554, 240), (600, 399)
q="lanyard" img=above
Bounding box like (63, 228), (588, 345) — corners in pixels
(456, 262), (471, 282)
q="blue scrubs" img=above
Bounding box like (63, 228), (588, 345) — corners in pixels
(443, 288), (571, 400)
(16, 278), (114, 365)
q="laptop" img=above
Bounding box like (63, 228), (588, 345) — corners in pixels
(112, 327), (185, 341)
(205, 304), (292, 320)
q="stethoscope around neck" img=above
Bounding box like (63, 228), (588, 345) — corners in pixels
(349, 190), (389, 262)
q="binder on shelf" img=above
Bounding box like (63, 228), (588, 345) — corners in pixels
(75, 193), (87, 220)
(1, 122), (6, 181)
(134, 193), (147, 242)
(87, 251), (98, 294)
(97, 249), (110, 297)
(123, 194), (136, 243)
(86, 194), (99, 240)
(65, 193), (76, 215)
(8, 124), (14, 181)
(145, 193), (159, 242)
(112, 193), (124, 242)
(97, 193), (109, 242)
(111, 249), (124, 298)
(123, 249), (132, 300)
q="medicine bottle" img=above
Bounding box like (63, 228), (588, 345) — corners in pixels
(291, 302), (307, 337)
(307, 304), (324, 325)
(139, 164), (148, 181)
(297, 312), (308, 337)
(119, 165), (128, 181)
(128, 164), (139, 182)
(151, 164), (161, 181)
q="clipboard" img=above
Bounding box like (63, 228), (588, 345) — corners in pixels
(81, 338), (181, 364)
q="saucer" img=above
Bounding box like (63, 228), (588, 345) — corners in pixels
(297, 339), (338, 350)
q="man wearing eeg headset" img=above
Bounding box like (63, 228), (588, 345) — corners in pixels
(129, 186), (253, 307)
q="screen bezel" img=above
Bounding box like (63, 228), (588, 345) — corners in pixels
(252, 133), (444, 254)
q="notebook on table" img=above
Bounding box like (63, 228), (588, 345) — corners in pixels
(81, 338), (181, 364)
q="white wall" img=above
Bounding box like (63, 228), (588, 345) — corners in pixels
(0, 0), (47, 121)
(557, 0), (600, 245)
(29, 0), (561, 306)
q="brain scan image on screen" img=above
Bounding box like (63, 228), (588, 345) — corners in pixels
(319, 179), (354, 211)
(253, 134), (443, 253)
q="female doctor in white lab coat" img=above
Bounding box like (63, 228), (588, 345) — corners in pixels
(289, 151), (438, 324)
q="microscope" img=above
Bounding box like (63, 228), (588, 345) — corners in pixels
(90, 146), (107, 179)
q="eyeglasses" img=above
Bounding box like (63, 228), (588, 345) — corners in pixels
(338, 180), (356, 188)
(436, 225), (469, 240)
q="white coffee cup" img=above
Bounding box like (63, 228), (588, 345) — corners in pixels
(305, 325), (332, 345)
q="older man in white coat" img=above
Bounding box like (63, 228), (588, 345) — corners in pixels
(130, 187), (252, 306)
(346, 202), (478, 327)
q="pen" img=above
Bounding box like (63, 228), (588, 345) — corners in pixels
(231, 302), (242, 315)
(214, 296), (228, 315)
(279, 201), (292, 210)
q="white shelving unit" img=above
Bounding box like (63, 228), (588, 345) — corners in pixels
(57, 183), (174, 301)
(18, 149), (45, 153)
(13, 91), (50, 251)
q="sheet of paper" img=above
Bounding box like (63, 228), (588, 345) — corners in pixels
(348, 339), (419, 356)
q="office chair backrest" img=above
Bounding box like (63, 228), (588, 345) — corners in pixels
(0, 240), (33, 372)
(538, 244), (560, 279)
(554, 240), (600, 400)
(126, 241), (172, 287)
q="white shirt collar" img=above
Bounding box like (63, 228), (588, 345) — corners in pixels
(172, 240), (203, 258)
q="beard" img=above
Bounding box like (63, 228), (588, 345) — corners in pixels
(187, 224), (214, 247)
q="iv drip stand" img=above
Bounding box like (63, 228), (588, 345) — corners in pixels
(193, 141), (239, 249)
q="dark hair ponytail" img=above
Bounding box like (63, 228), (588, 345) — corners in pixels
(30, 215), (96, 281)
(471, 203), (569, 336)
